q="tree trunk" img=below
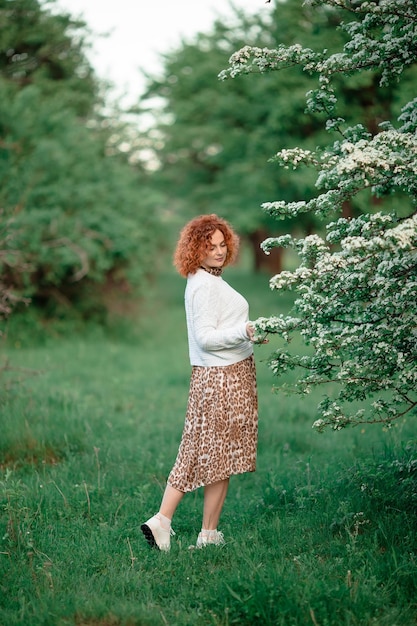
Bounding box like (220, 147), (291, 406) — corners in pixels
(248, 229), (284, 274)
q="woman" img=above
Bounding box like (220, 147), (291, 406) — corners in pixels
(141, 214), (261, 551)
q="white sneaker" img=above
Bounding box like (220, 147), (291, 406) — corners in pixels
(195, 529), (225, 548)
(141, 514), (175, 551)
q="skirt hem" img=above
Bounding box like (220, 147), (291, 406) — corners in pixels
(167, 465), (256, 494)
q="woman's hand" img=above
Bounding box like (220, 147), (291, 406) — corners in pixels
(246, 323), (269, 344)
(246, 323), (255, 341)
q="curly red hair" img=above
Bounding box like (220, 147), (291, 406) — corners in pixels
(174, 214), (240, 277)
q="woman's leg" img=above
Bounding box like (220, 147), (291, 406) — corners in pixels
(159, 484), (185, 520)
(141, 484), (184, 551)
(202, 478), (229, 530)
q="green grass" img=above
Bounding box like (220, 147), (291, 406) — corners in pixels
(1, 269), (417, 626)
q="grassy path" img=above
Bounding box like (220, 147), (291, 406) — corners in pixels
(1, 270), (416, 625)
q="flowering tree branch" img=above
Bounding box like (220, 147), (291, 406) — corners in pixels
(221, 0), (417, 430)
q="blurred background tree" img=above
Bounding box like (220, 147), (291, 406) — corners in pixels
(0, 0), (162, 327)
(138, 0), (325, 272)
(136, 0), (412, 273)
(0, 0), (97, 114)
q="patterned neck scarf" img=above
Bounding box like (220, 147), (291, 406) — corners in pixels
(200, 266), (223, 277)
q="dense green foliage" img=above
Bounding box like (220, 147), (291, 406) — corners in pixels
(0, 0), (161, 322)
(138, 0), (411, 271)
(138, 0), (328, 271)
(0, 0), (97, 114)
(222, 0), (417, 429)
(1, 270), (416, 625)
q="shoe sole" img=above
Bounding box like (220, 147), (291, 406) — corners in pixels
(141, 523), (159, 549)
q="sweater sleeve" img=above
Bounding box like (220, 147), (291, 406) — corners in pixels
(190, 282), (249, 351)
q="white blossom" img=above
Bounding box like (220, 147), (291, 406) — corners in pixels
(222, 0), (417, 430)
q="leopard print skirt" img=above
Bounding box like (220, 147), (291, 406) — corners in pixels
(167, 355), (258, 492)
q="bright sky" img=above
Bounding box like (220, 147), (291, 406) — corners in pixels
(55, 0), (266, 108)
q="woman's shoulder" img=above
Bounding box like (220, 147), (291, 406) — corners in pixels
(186, 269), (222, 300)
(187, 268), (217, 286)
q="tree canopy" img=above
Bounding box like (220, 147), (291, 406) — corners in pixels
(0, 0), (97, 115)
(221, 0), (417, 430)
(0, 0), (161, 323)
(139, 0), (412, 272)
(139, 1), (339, 270)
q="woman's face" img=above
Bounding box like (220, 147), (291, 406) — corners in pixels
(201, 229), (227, 270)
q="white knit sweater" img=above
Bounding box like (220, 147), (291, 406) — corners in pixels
(185, 268), (253, 366)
